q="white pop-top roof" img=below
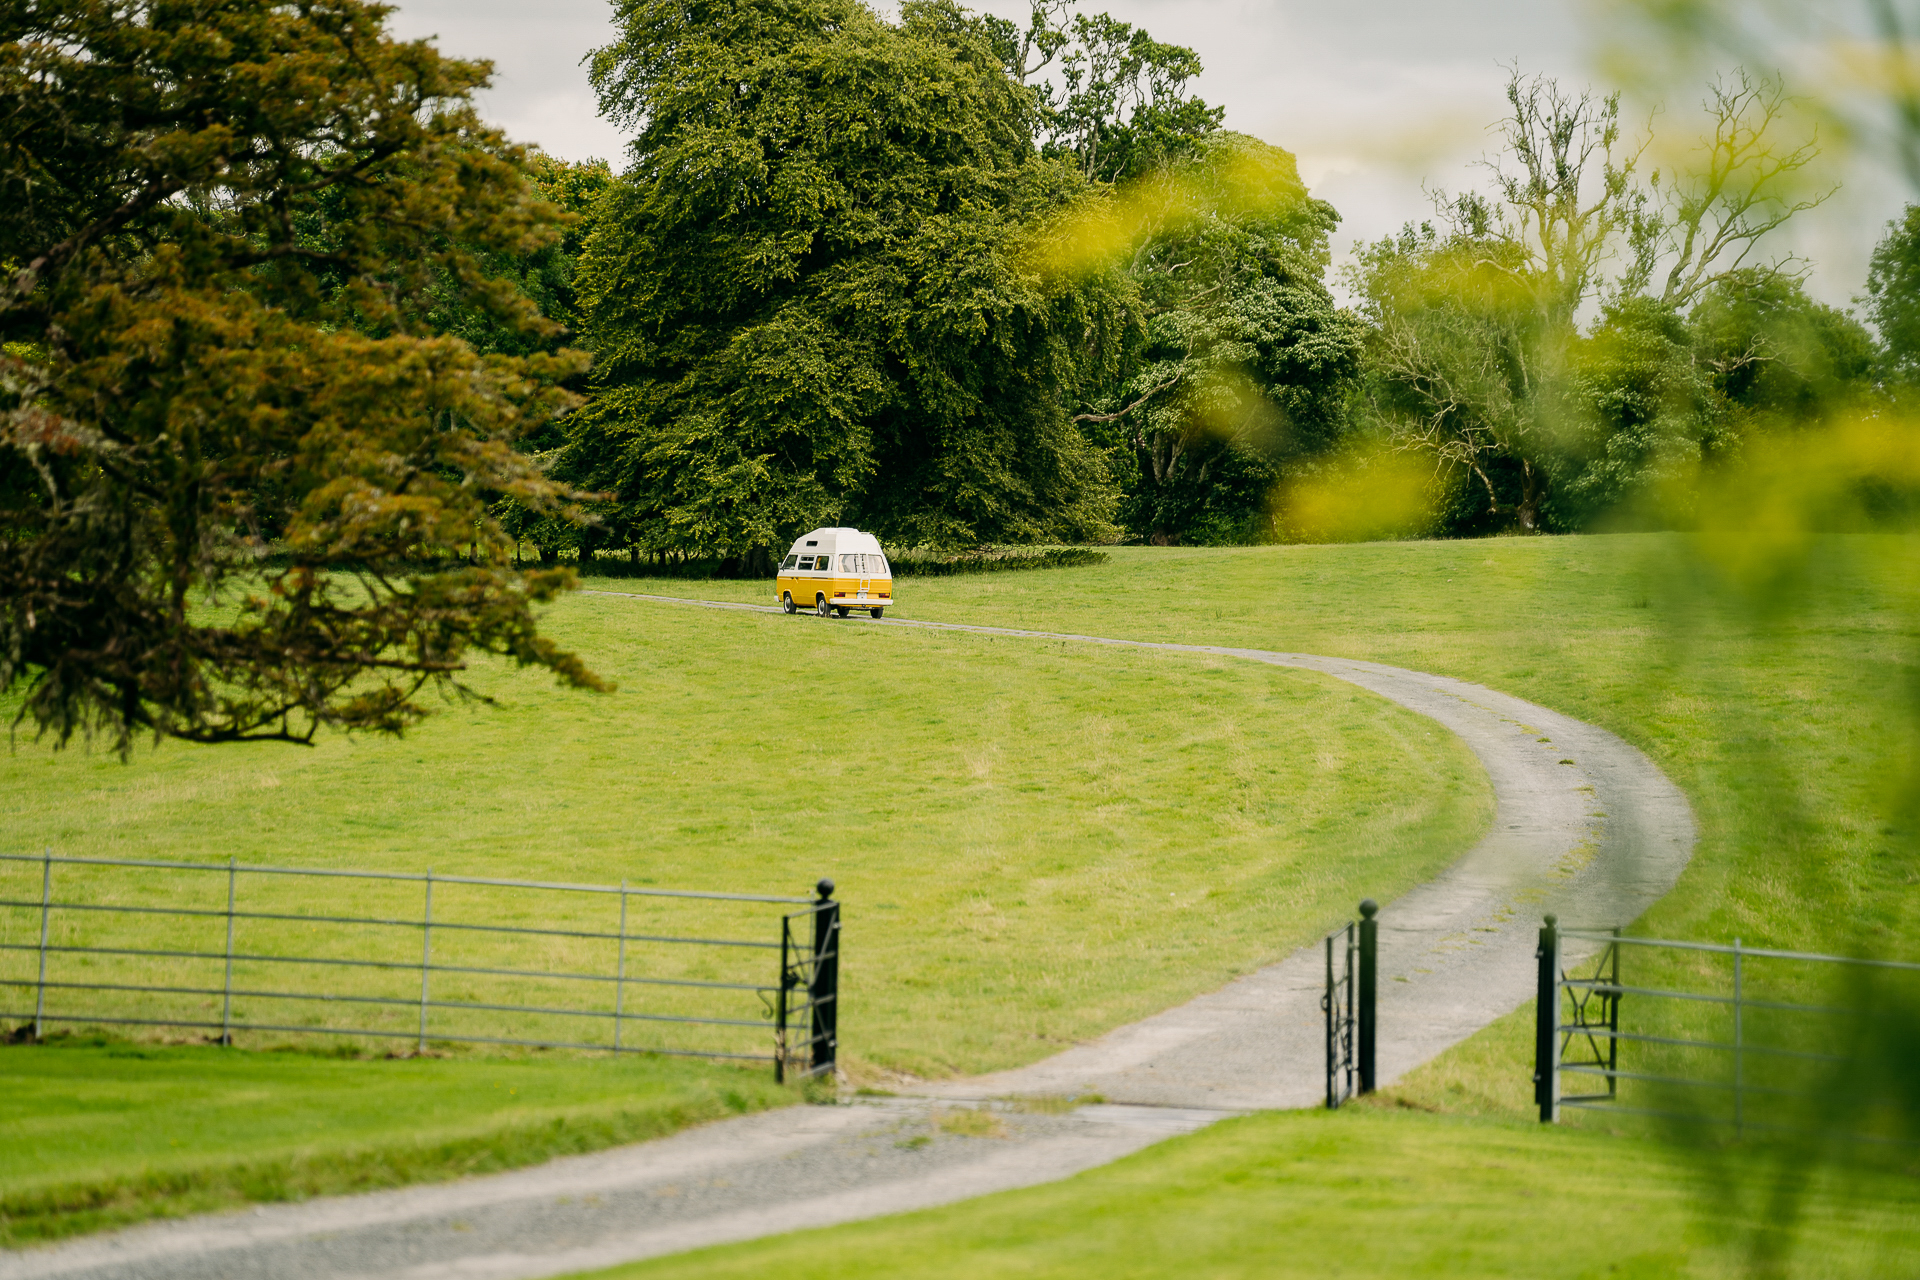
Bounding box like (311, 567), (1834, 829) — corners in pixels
(786, 527), (885, 559)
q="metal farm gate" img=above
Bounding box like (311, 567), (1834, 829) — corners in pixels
(1, 853), (840, 1082)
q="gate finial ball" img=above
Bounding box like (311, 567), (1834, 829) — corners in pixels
(816, 878), (836, 901)
(1359, 899), (1378, 919)
(1544, 913), (1557, 927)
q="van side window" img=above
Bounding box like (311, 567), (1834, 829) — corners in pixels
(782, 555), (798, 569)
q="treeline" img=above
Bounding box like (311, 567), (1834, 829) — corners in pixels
(448, 0), (1914, 563)
(466, 0), (1351, 565)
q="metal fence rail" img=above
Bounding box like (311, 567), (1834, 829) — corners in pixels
(1533, 915), (1919, 1133)
(0, 852), (841, 1081)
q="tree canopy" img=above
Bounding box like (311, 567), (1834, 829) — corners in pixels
(1347, 70), (1869, 535)
(563, 0), (1138, 560)
(1075, 133), (1362, 544)
(0, 0), (604, 754)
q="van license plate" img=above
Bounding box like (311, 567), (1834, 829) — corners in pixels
(856, 590), (868, 600)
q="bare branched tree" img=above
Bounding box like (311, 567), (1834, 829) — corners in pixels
(1647, 71), (1835, 306)
(1476, 74), (1652, 326)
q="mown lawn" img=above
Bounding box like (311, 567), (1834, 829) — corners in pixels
(0, 596), (1488, 1077)
(586, 1107), (1920, 1280)
(610, 534), (1920, 1108)
(574, 534), (1919, 1275)
(0, 1038), (790, 1246)
(0, 559), (1491, 1239)
(8, 534), (1915, 1261)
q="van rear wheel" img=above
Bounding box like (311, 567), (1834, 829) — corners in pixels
(870, 607), (884, 619)
(835, 605), (850, 618)
(782, 593), (796, 614)
(815, 594), (831, 617)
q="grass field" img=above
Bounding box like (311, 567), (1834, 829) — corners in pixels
(7, 533), (1916, 1262)
(0, 559), (1492, 1238)
(0, 599), (1488, 1077)
(0, 1037), (789, 1246)
(583, 1107), (1920, 1280)
(616, 537), (1918, 956)
(559, 534), (1920, 1276)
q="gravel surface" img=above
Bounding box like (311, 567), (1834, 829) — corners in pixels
(2, 597), (1695, 1279)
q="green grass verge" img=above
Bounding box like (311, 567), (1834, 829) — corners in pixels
(582, 1108), (1919, 1280)
(0, 1037), (791, 1246)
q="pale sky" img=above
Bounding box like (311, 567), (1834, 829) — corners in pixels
(386, 0), (1905, 310)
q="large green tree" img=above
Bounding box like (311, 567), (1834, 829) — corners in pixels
(564, 0), (1134, 561)
(1864, 205), (1920, 383)
(0, 0), (603, 753)
(1077, 134), (1362, 544)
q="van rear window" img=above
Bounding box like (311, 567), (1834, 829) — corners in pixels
(840, 553), (889, 575)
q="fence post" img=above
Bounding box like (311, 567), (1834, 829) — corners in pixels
(33, 850), (51, 1042)
(809, 878), (839, 1078)
(417, 868), (434, 1056)
(221, 858), (237, 1046)
(1606, 928), (1621, 1098)
(1323, 931), (1336, 1109)
(1535, 913), (1559, 1123)
(776, 916), (792, 1085)
(1732, 936), (1743, 1139)
(613, 880), (628, 1053)
(1357, 899), (1378, 1095)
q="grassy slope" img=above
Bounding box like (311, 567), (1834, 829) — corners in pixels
(0, 597), (1487, 1078)
(574, 535), (1920, 1276)
(0, 1039), (789, 1246)
(0, 568), (1489, 1241)
(610, 535), (1920, 1035)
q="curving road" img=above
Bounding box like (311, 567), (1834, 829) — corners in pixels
(1, 594), (1695, 1280)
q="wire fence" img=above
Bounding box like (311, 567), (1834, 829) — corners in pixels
(1535, 917), (1920, 1137)
(0, 852), (840, 1080)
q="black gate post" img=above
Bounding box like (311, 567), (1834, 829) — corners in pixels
(775, 918), (792, 1085)
(1534, 913), (1559, 1123)
(809, 878), (839, 1077)
(1323, 930), (1339, 1109)
(1357, 899), (1378, 1094)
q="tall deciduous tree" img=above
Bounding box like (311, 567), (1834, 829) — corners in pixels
(1352, 69), (1839, 533)
(1864, 204), (1920, 382)
(567, 0), (1131, 558)
(0, 0), (604, 754)
(1075, 134), (1362, 544)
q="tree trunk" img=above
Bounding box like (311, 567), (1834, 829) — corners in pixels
(1515, 460), (1543, 532)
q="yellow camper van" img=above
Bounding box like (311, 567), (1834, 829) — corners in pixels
(776, 527), (893, 618)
